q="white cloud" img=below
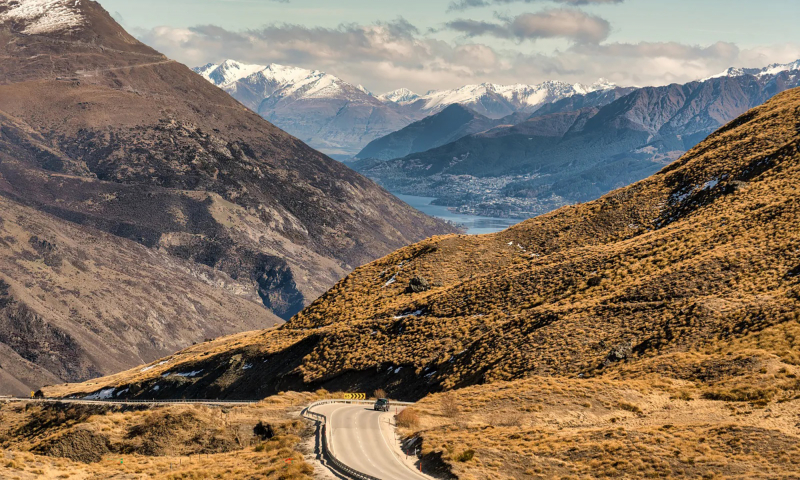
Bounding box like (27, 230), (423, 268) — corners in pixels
(447, 0), (624, 11)
(136, 20), (800, 93)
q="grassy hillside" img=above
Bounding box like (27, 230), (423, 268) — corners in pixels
(0, 392), (321, 479)
(404, 369), (800, 479)
(45, 86), (800, 403)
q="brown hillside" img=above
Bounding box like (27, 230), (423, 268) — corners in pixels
(0, 0), (454, 392)
(0, 194), (279, 397)
(47, 86), (800, 401)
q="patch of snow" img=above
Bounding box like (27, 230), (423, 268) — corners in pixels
(671, 189), (692, 204)
(377, 88), (420, 104)
(393, 367), (402, 374)
(140, 365), (155, 372)
(415, 79), (616, 114)
(392, 310), (423, 319)
(161, 372), (171, 378)
(383, 274), (397, 287)
(83, 388), (115, 400)
(242, 364), (252, 370)
(703, 59), (800, 81)
(175, 370), (203, 377)
(702, 179), (719, 190)
(152, 385), (160, 392)
(0, 0), (85, 35)
(758, 59), (800, 76)
(205, 60), (266, 87)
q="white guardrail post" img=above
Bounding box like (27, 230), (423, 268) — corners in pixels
(302, 399), (415, 480)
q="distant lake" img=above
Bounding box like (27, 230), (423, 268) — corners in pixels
(394, 193), (523, 235)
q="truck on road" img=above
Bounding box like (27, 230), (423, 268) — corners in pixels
(373, 398), (390, 412)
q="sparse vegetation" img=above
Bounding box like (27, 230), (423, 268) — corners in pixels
(35, 88), (800, 479)
(395, 408), (420, 429)
(0, 392), (319, 479)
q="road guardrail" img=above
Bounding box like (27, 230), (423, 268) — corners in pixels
(302, 399), (415, 480)
(2, 397), (258, 406)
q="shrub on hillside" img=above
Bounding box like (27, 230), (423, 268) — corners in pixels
(396, 408), (420, 429)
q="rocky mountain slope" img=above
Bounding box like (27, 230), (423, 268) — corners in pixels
(357, 69), (800, 217)
(0, 0), (454, 393)
(49, 87), (800, 403)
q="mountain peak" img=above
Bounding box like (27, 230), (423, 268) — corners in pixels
(703, 59), (800, 81)
(377, 88), (421, 104)
(0, 0), (86, 35)
(203, 59), (267, 87)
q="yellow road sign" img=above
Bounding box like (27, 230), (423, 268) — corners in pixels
(343, 393), (366, 400)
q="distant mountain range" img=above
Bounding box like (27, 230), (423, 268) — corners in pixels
(195, 60), (617, 156)
(354, 60), (800, 218)
(704, 59), (800, 80)
(356, 104), (528, 161)
(379, 78), (618, 118)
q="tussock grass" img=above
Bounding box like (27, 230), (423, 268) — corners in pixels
(0, 392), (318, 479)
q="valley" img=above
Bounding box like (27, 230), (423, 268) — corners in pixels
(393, 194), (521, 235)
(355, 63), (800, 220)
(1, 0), (798, 479)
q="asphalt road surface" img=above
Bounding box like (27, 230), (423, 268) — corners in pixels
(312, 403), (429, 480)
(1, 398), (255, 406)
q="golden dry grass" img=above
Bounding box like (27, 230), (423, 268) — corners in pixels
(0, 391), (323, 479)
(36, 88), (800, 479)
(47, 87), (800, 402)
(406, 372), (800, 479)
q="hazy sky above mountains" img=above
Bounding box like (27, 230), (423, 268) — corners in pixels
(98, 0), (800, 93)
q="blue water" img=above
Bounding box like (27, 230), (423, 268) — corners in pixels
(394, 193), (522, 235)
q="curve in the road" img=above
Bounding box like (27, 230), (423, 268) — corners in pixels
(311, 402), (430, 480)
(1, 398), (257, 406)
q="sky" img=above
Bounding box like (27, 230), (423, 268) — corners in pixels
(97, 0), (800, 94)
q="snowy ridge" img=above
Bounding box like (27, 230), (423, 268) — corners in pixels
(0, 0), (85, 35)
(409, 78), (617, 113)
(196, 59), (618, 111)
(198, 60), (267, 87)
(377, 88), (421, 104)
(704, 60), (800, 81)
(196, 60), (360, 100)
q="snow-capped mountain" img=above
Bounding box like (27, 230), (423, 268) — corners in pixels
(195, 60), (627, 155)
(394, 79), (618, 118)
(0, 0), (85, 35)
(194, 60), (416, 156)
(704, 59), (800, 81)
(377, 88), (421, 104)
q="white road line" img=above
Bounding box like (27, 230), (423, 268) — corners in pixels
(317, 404), (432, 480)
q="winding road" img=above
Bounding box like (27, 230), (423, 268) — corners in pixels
(0, 397), (256, 406)
(311, 403), (430, 480)
(2, 397), (431, 479)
